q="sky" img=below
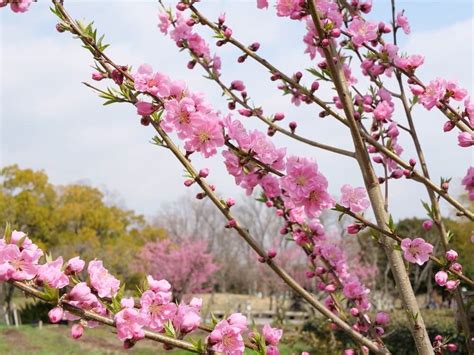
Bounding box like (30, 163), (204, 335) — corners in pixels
(1, 0), (473, 221)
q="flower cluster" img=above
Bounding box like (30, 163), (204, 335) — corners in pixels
(133, 64), (225, 158)
(434, 249), (462, 291)
(0, 229), (282, 354)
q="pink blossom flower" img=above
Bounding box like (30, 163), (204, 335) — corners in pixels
(48, 307), (64, 324)
(140, 289), (177, 331)
(208, 316), (246, 354)
(71, 323), (84, 339)
(435, 271), (448, 286)
(158, 12), (171, 34)
(170, 13), (193, 43)
(464, 97), (474, 126)
(173, 297), (202, 334)
(386, 122), (399, 138)
(445, 81), (467, 101)
(394, 55), (424, 72)
(281, 156), (334, 218)
(187, 33), (210, 59)
(373, 101), (394, 122)
(276, 0), (304, 19)
(146, 275), (171, 293)
(267, 346), (280, 355)
(375, 312), (390, 325)
(461, 167), (474, 201)
(458, 132), (474, 147)
(3, 0), (32, 13)
(262, 324), (283, 345)
(396, 11), (410, 34)
(87, 260), (120, 298)
(66, 282), (106, 322)
(230, 80), (246, 91)
(445, 280), (460, 291)
(133, 64), (171, 97)
(348, 18), (378, 47)
(227, 313), (247, 332)
(260, 175), (281, 198)
(37, 256), (69, 289)
(419, 78), (445, 110)
(135, 101), (158, 116)
(340, 184), (370, 212)
(65, 256), (85, 274)
(184, 113), (224, 157)
(400, 238), (433, 265)
(115, 307), (147, 342)
(162, 97), (196, 138)
(0, 243), (42, 281)
(256, 0), (269, 9)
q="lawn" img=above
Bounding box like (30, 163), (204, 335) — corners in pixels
(0, 324), (302, 354)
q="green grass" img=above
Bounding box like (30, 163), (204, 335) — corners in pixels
(0, 324), (193, 355)
(0, 324), (305, 354)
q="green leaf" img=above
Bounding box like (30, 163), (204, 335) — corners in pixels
(42, 283), (59, 302)
(190, 338), (206, 353)
(387, 214), (396, 232)
(163, 320), (176, 338)
(4, 222), (12, 244)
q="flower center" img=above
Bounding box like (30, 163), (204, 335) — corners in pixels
(198, 131), (210, 143)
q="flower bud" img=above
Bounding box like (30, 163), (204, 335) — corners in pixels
(218, 13), (226, 25)
(176, 2), (187, 11)
(199, 168), (209, 178)
(391, 169), (404, 179)
(445, 249), (458, 262)
(446, 344), (458, 352)
(330, 28), (341, 38)
(91, 72), (105, 81)
(443, 121), (455, 132)
(289, 121), (297, 133)
(265, 200), (274, 208)
(409, 158), (417, 167)
(311, 81), (320, 92)
(223, 27), (233, 38)
(435, 270), (448, 286)
(267, 249), (277, 259)
(226, 198), (236, 207)
(350, 308), (359, 317)
(237, 55), (247, 63)
(450, 262), (462, 273)
(422, 220), (433, 231)
(305, 271), (315, 279)
(225, 219), (237, 228)
(274, 112), (285, 121)
(249, 42), (260, 51)
(184, 179), (194, 187)
(347, 224), (362, 235)
(71, 323), (84, 340)
(315, 266), (326, 275)
(48, 307), (64, 324)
